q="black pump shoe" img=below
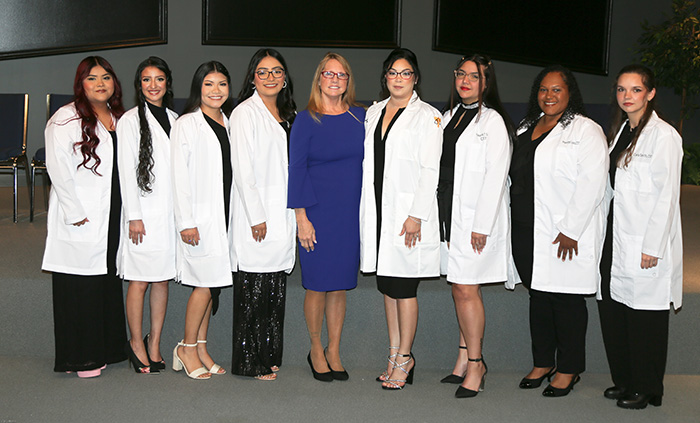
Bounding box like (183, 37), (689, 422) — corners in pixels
(125, 341), (151, 374)
(542, 374), (580, 397)
(455, 357), (487, 399)
(519, 367), (556, 389)
(307, 352), (333, 382)
(324, 348), (349, 381)
(616, 392), (662, 409)
(144, 334), (165, 372)
(441, 346), (467, 384)
(604, 386), (627, 400)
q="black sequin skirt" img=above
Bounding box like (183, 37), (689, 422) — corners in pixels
(231, 270), (287, 376)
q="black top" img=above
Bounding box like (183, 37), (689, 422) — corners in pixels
(509, 123), (554, 226)
(374, 106), (406, 244)
(609, 122), (635, 190)
(147, 102), (171, 136)
(280, 120), (291, 157)
(437, 103), (479, 241)
(203, 113), (233, 226)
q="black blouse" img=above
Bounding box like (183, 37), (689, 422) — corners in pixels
(147, 102), (171, 136)
(374, 106), (406, 243)
(609, 122), (635, 190)
(203, 113), (233, 225)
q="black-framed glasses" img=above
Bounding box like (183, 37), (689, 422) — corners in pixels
(256, 68), (285, 79)
(386, 70), (414, 80)
(321, 70), (349, 80)
(454, 70), (480, 82)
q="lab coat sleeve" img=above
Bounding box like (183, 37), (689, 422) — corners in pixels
(642, 126), (683, 258)
(170, 118), (197, 232)
(44, 113), (87, 225)
(408, 110), (443, 220)
(472, 113), (511, 235)
(287, 111), (318, 209)
(229, 106), (267, 227)
(556, 121), (608, 240)
(116, 112), (144, 221)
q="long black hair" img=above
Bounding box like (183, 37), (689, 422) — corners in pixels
(380, 48), (422, 99)
(235, 48), (296, 123)
(608, 64), (658, 168)
(182, 61), (234, 116)
(134, 56), (173, 193)
(443, 54), (515, 144)
(519, 65), (586, 131)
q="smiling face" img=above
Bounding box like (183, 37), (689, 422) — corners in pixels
(386, 58), (415, 101)
(455, 60), (483, 104)
(537, 71), (570, 120)
(83, 65), (114, 106)
(616, 72), (655, 124)
(140, 66), (167, 107)
(319, 58), (348, 101)
(200, 71), (229, 116)
(254, 56), (285, 101)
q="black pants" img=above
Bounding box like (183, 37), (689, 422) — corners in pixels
(512, 221), (587, 374)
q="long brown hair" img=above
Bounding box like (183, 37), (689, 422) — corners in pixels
(608, 64), (657, 169)
(306, 52), (363, 123)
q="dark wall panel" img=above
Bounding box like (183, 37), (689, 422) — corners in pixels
(203, 0), (401, 48)
(0, 0), (167, 60)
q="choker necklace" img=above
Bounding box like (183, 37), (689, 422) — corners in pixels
(461, 102), (479, 110)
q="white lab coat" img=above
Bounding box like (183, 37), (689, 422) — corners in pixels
(605, 112), (683, 310)
(116, 105), (177, 282)
(228, 91), (296, 273)
(442, 106), (513, 285)
(359, 91), (443, 278)
(170, 109), (233, 288)
(510, 114), (608, 294)
(42, 103), (115, 275)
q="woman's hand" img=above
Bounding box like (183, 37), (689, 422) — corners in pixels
(180, 227), (200, 246)
(295, 209), (316, 252)
(552, 232), (578, 261)
(251, 222), (267, 242)
(399, 216), (421, 249)
(641, 253), (659, 269)
(471, 232), (487, 254)
(129, 220), (146, 245)
(72, 217), (89, 226)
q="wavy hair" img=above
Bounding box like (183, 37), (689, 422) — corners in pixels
(608, 64), (658, 169)
(134, 56), (174, 193)
(380, 48), (422, 99)
(182, 61), (234, 116)
(519, 65), (586, 131)
(71, 56), (124, 174)
(235, 48), (296, 123)
(443, 54), (515, 144)
(306, 52), (363, 123)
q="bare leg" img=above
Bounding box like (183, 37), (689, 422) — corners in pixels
(453, 284), (486, 391)
(382, 297), (418, 388)
(382, 295), (401, 378)
(325, 290), (347, 371)
(147, 281), (168, 362)
(126, 281), (149, 365)
(449, 331), (469, 378)
(195, 298), (224, 374)
(304, 289), (330, 373)
(177, 287), (211, 378)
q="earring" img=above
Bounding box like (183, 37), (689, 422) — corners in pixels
(283, 80), (288, 89)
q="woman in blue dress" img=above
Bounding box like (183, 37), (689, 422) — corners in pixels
(288, 52), (365, 382)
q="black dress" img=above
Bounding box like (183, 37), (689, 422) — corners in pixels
(52, 130), (127, 372)
(373, 106), (420, 299)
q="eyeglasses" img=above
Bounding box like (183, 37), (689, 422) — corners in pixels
(454, 70), (480, 82)
(321, 70), (349, 80)
(386, 70), (414, 80)
(255, 68), (285, 79)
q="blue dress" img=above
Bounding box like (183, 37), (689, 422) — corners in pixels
(288, 107), (365, 291)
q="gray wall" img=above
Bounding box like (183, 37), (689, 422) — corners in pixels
(0, 0), (696, 187)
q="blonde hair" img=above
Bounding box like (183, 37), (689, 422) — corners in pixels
(307, 52), (363, 122)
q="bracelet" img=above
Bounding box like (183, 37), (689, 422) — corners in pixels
(408, 216), (421, 224)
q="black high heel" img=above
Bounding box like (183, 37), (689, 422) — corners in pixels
(455, 357), (487, 398)
(542, 374), (580, 397)
(382, 353), (415, 390)
(307, 352), (333, 382)
(519, 366), (556, 389)
(440, 345), (467, 384)
(125, 341), (151, 374)
(144, 334), (165, 372)
(324, 347), (349, 381)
